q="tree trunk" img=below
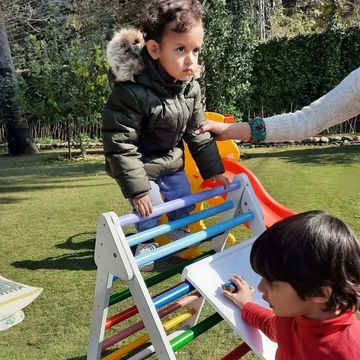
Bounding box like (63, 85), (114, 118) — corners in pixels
(66, 119), (72, 160)
(0, 2), (38, 155)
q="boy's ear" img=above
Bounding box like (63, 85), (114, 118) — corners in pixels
(311, 286), (332, 304)
(146, 40), (160, 60)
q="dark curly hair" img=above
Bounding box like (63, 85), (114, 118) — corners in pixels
(138, 0), (203, 42)
(250, 210), (360, 313)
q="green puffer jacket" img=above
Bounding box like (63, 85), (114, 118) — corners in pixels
(102, 28), (224, 199)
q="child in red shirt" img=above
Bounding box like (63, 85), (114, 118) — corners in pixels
(223, 210), (360, 360)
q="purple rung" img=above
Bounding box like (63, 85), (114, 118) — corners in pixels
(118, 181), (241, 227)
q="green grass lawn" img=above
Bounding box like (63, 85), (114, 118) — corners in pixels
(0, 145), (359, 360)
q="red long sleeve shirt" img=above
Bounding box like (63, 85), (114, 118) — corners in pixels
(242, 302), (360, 360)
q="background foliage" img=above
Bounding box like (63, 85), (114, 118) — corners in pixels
(18, 24), (109, 156)
(249, 26), (360, 116)
(201, 0), (256, 116)
(2, 0), (360, 144)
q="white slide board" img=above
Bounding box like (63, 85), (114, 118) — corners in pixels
(183, 237), (277, 360)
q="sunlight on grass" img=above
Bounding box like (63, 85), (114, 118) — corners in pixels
(0, 145), (359, 360)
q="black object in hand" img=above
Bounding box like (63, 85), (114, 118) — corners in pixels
(221, 281), (237, 293)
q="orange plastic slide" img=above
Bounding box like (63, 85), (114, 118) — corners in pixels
(204, 158), (296, 228)
(223, 158), (296, 227)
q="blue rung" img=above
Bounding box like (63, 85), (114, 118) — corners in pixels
(127, 201), (234, 247)
(153, 282), (194, 309)
(118, 181), (241, 227)
(136, 211), (255, 267)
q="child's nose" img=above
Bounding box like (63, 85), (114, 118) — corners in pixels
(258, 278), (265, 293)
(185, 53), (195, 65)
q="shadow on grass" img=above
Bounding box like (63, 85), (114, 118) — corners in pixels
(0, 196), (28, 204)
(0, 151), (106, 182)
(10, 230), (180, 272)
(242, 145), (360, 165)
(0, 182), (111, 195)
(11, 251), (96, 271)
(12, 232), (96, 271)
(56, 232), (96, 250)
(0, 151), (111, 201)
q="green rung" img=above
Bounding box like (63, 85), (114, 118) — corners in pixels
(170, 313), (223, 351)
(109, 250), (215, 306)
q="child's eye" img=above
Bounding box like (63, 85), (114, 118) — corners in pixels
(177, 46), (185, 52)
(193, 48), (200, 54)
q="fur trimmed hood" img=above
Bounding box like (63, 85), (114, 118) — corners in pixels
(106, 27), (202, 83)
(106, 28), (146, 82)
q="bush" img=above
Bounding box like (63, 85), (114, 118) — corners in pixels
(249, 26), (360, 115)
(202, 0), (257, 118)
(18, 23), (109, 157)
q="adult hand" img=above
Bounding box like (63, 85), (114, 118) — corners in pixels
(194, 120), (229, 141)
(222, 275), (254, 309)
(195, 120), (252, 142)
(212, 174), (230, 188)
(132, 194), (152, 218)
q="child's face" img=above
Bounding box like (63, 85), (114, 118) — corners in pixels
(149, 21), (204, 82)
(258, 278), (315, 317)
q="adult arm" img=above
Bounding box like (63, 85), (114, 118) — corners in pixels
(265, 67), (360, 142)
(196, 67), (360, 143)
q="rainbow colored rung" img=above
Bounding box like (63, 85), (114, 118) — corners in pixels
(102, 293), (201, 349)
(109, 250), (214, 305)
(102, 309), (196, 360)
(127, 201), (234, 247)
(106, 282), (193, 330)
(118, 181), (241, 227)
(135, 211), (254, 268)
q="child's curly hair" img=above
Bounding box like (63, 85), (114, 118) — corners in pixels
(138, 0), (203, 42)
(250, 210), (360, 313)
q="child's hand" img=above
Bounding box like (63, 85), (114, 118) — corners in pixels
(132, 195), (152, 218)
(212, 174), (230, 188)
(222, 275), (254, 309)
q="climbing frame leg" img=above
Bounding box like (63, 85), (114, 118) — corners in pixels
(87, 269), (113, 360)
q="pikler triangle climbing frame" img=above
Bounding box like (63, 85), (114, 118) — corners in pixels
(87, 174), (277, 360)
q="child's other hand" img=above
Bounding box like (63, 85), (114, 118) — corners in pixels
(132, 195), (152, 218)
(212, 174), (230, 188)
(222, 275), (254, 309)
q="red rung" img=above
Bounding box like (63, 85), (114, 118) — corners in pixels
(221, 342), (251, 360)
(105, 305), (138, 329)
(105, 282), (183, 330)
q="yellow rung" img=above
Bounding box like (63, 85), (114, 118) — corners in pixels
(102, 309), (196, 360)
(163, 309), (195, 331)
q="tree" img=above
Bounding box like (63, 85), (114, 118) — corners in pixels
(0, 1), (38, 155)
(202, 0), (256, 116)
(19, 27), (109, 159)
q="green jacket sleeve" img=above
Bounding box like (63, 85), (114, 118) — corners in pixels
(183, 81), (225, 179)
(102, 84), (150, 199)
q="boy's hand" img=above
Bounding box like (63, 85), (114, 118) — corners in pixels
(212, 174), (230, 188)
(132, 195), (152, 218)
(222, 275), (254, 309)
